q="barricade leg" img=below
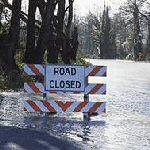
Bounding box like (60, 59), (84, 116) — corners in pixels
(83, 94), (90, 120)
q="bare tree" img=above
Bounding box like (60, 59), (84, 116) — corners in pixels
(1, 0), (77, 66)
(25, 0), (37, 63)
(62, 0), (74, 64)
(120, 0), (148, 60)
(7, 0), (22, 70)
(34, 0), (56, 64)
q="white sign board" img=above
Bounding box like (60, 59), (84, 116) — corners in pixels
(46, 65), (85, 92)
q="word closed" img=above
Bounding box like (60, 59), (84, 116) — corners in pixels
(46, 65), (85, 92)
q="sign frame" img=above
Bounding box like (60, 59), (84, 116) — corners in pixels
(45, 64), (85, 92)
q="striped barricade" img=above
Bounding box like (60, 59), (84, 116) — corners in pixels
(24, 64), (107, 77)
(23, 100), (106, 113)
(85, 66), (107, 77)
(24, 82), (106, 95)
(23, 64), (107, 95)
(23, 64), (107, 114)
(24, 64), (45, 76)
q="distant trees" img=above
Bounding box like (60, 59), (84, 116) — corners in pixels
(77, 0), (149, 60)
(100, 6), (116, 59)
(77, 12), (101, 55)
(128, 0), (143, 60)
(77, 7), (116, 59)
(119, 0), (150, 60)
(131, 0), (143, 60)
(147, 15), (150, 57)
(143, 2), (150, 59)
(112, 12), (132, 59)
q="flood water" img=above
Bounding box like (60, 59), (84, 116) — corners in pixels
(0, 59), (150, 150)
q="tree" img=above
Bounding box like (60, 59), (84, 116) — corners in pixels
(120, 0), (149, 60)
(0, 1), (4, 32)
(24, 0), (37, 63)
(147, 14), (150, 57)
(132, 0), (142, 60)
(62, 0), (74, 64)
(34, 0), (56, 64)
(70, 26), (79, 63)
(133, 0), (150, 59)
(24, 0), (77, 64)
(112, 13), (127, 58)
(100, 6), (115, 59)
(1, 0), (78, 66)
(141, 2), (150, 58)
(77, 12), (101, 56)
(7, 0), (22, 70)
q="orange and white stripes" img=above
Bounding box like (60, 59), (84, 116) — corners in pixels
(23, 64), (107, 114)
(24, 64), (107, 77)
(24, 82), (106, 95)
(23, 100), (106, 113)
(24, 64), (45, 76)
(85, 84), (106, 95)
(85, 66), (107, 77)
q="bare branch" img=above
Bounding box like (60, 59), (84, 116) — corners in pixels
(1, 0), (41, 28)
(65, 0), (74, 13)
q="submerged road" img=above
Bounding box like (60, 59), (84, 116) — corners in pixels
(0, 59), (150, 150)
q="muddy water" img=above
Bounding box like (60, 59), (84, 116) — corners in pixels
(0, 60), (150, 150)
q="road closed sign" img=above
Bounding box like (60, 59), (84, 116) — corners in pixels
(46, 65), (85, 92)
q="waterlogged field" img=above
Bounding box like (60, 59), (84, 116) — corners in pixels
(0, 59), (150, 150)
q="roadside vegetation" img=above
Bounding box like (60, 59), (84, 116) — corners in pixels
(0, 0), (149, 90)
(0, 52), (90, 90)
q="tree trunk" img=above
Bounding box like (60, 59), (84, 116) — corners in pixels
(0, 2), (3, 32)
(56, 0), (66, 63)
(25, 0), (37, 63)
(48, 0), (66, 63)
(57, 0), (65, 32)
(62, 0), (73, 64)
(37, 0), (46, 21)
(100, 7), (111, 59)
(70, 26), (79, 63)
(8, 0), (21, 71)
(34, 0), (56, 64)
(147, 16), (150, 55)
(47, 39), (58, 63)
(133, 2), (142, 61)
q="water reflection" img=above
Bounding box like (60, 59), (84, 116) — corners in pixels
(24, 113), (106, 144)
(1, 60), (150, 149)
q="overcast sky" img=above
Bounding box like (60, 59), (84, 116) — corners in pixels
(12, 0), (126, 16)
(74, 0), (126, 16)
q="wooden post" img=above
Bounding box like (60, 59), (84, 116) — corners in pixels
(84, 94), (90, 121)
(43, 65), (48, 117)
(84, 74), (90, 121)
(43, 65), (47, 100)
